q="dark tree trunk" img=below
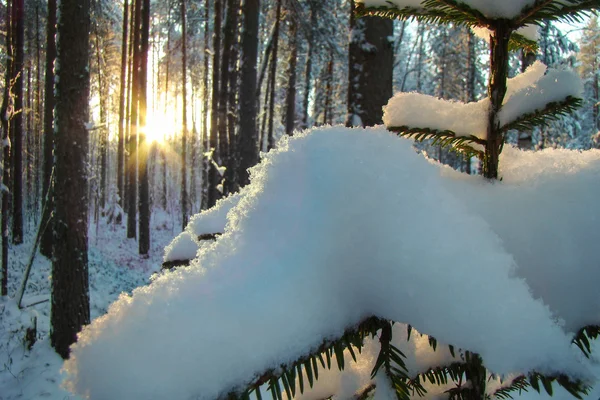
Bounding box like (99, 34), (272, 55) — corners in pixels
(95, 31), (108, 210)
(266, 0), (281, 150)
(237, 0), (260, 187)
(0, 0), (12, 296)
(117, 0), (129, 208)
(207, 0), (222, 208)
(200, 1), (210, 209)
(284, 13), (297, 136)
(484, 22), (511, 180)
(11, 0), (24, 245)
(124, 0), (135, 214)
(180, 0), (188, 229)
(127, 0), (142, 239)
(225, 0), (241, 194)
(358, 17), (393, 127)
(138, 0), (150, 255)
(323, 51), (334, 125)
(465, 30), (476, 174)
(348, 6), (393, 128)
(302, 2), (316, 129)
(51, 0), (91, 359)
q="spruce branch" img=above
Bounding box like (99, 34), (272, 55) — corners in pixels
(509, 33), (539, 53)
(354, 0), (490, 28)
(500, 96), (583, 133)
(493, 375), (530, 399)
(573, 325), (600, 358)
(236, 316), (388, 400)
(515, 0), (600, 27)
(388, 126), (485, 159)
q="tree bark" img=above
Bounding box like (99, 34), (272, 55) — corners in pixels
(40, 0), (56, 258)
(180, 0), (188, 229)
(302, 2), (316, 129)
(117, 0), (129, 208)
(51, 0), (91, 359)
(138, 0), (150, 255)
(11, 0), (24, 244)
(237, 0), (260, 187)
(266, 0), (281, 150)
(484, 22), (511, 180)
(127, 0), (142, 239)
(200, 0), (210, 209)
(208, 0), (222, 208)
(0, 0), (12, 296)
(284, 12), (297, 136)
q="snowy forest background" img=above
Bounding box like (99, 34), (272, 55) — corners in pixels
(1, 0), (600, 398)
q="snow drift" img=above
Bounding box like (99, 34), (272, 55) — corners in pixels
(63, 125), (600, 399)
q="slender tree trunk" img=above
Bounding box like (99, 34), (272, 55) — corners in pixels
(302, 2), (316, 129)
(225, 0), (241, 194)
(41, 0), (58, 259)
(117, 0), (129, 208)
(180, 0), (188, 229)
(201, 0), (210, 209)
(95, 30), (108, 210)
(323, 51), (334, 125)
(484, 23), (511, 180)
(0, 0), (12, 296)
(124, 0), (135, 214)
(266, 0), (281, 150)
(284, 13), (297, 136)
(34, 3), (42, 213)
(51, 0), (91, 359)
(207, 0), (222, 208)
(218, 0), (236, 175)
(138, 0), (150, 255)
(127, 0), (142, 239)
(12, 0), (24, 245)
(464, 30), (476, 174)
(237, 0), (260, 187)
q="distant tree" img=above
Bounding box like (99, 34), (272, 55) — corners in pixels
(40, 0), (56, 259)
(237, 0), (260, 187)
(138, 0), (150, 255)
(180, 0), (188, 229)
(346, 0), (393, 127)
(51, 0), (91, 359)
(117, 0), (129, 208)
(11, 0), (24, 245)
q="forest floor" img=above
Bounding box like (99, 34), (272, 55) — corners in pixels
(0, 209), (177, 400)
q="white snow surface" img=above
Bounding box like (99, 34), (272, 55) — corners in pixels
(383, 93), (490, 139)
(163, 192), (242, 262)
(64, 126), (599, 400)
(472, 24), (539, 43)
(357, 0), (539, 18)
(383, 62), (583, 139)
(499, 68), (584, 127)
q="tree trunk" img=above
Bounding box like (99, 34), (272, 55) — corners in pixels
(51, 0), (91, 359)
(237, 0), (260, 187)
(0, 0), (12, 296)
(138, 0), (150, 255)
(284, 12), (297, 136)
(484, 22), (511, 180)
(348, 8), (393, 128)
(127, 0), (142, 239)
(200, 0), (210, 209)
(180, 0), (189, 229)
(225, 0), (241, 194)
(117, 0), (129, 208)
(11, 0), (24, 245)
(207, 0), (222, 208)
(266, 0), (281, 150)
(302, 2), (316, 129)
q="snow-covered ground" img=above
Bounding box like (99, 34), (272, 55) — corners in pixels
(0, 210), (175, 400)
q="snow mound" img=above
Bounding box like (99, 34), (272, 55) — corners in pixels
(64, 126), (597, 400)
(163, 193), (243, 263)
